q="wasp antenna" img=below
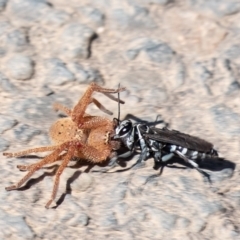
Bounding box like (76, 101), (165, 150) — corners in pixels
(117, 83), (121, 125)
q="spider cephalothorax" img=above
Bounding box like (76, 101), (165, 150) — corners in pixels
(3, 83), (125, 208)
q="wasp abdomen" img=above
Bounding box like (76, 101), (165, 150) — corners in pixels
(164, 144), (218, 160)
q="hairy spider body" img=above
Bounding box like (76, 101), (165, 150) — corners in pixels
(3, 83), (125, 208)
(49, 116), (116, 161)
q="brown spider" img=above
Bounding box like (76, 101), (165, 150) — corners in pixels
(3, 83), (125, 208)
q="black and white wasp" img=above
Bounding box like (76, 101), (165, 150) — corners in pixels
(110, 116), (219, 179)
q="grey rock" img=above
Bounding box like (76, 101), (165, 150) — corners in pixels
(44, 58), (75, 85)
(0, 22), (28, 55)
(190, 0), (240, 17)
(114, 202), (128, 217)
(224, 44), (240, 60)
(137, 0), (172, 4)
(110, 6), (155, 30)
(69, 213), (89, 226)
(146, 0), (172, 4)
(126, 38), (175, 64)
(179, 176), (196, 191)
(211, 104), (240, 135)
(0, 137), (10, 151)
(194, 62), (214, 81)
(7, 29), (28, 52)
(227, 190), (240, 207)
(9, 96), (58, 127)
(0, 72), (17, 92)
(40, 85), (54, 96)
(146, 208), (177, 230)
(103, 181), (128, 206)
(126, 49), (139, 60)
(190, 218), (206, 232)
(67, 171), (93, 192)
(176, 217), (191, 228)
(42, 9), (70, 27)
(193, 58), (239, 96)
(129, 185), (145, 197)
(6, 55), (34, 80)
(67, 62), (103, 84)
(13, 123), (41, 142)
(145, 87), (168, 103)
(7, 0), (51, 26)
(0, 114), (17, 133)
(221, 219), (240, 238)
(122, 219), (144, 237)
(96, 211), (118, 227)
(0, 0), (7, 11)
(223, 59), (240, 94)
(187, 193), (225, 217)
(0, 21), (11, 57)
(79, 6), (105, 27)
(81, 68), (102, 84)
(57, 23), (95, 60)
(111, 9), (129, 29)
(111, 182), (128, 200)
(88, 0), (111, 7)
(227, 81), (240, 95)
(133, 211), (146, 222)
(145, 41), (175, 64)
(0, 209), (34, 239)
(31, 131), (50, 146)
(175, 59), (186, 87)
(0, 20), (11, 35)
(0, 47), (6, 57)
(58, 211), (75, 222)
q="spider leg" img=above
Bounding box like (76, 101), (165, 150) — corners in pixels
(17, 152), (65, 171)
(53, 103), (72, 116)
(71, 83), (125, 125)
(80, 116), (113, 129)
(3, 146), (58, 158)
(45, 145), (75, 208)
(80, 145), (112, 163)
(54, 98), (114, 116)
(90, 98), (113, 115)
(5, 142), (70, 191)
(102, 92), (125, 104)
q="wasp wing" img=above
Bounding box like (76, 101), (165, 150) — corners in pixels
(144, 127), (213, 152)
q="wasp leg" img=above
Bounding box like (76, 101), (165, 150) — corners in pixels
(161, 153), (174, 162)
(109, 151), (134, 165)
(122, 114), (168, 127)
(130, 125), (149, 169)
(144, 162), (166, 185)
(101, 151), (134, 173)
(174, 150), (211, 183)
(129, 146), (149, 170)
(144, 151), (168, 184)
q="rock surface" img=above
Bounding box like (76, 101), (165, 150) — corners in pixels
(0, 0), (240, 239)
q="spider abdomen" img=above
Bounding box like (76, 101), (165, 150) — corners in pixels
(49, 118), (88, 145)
